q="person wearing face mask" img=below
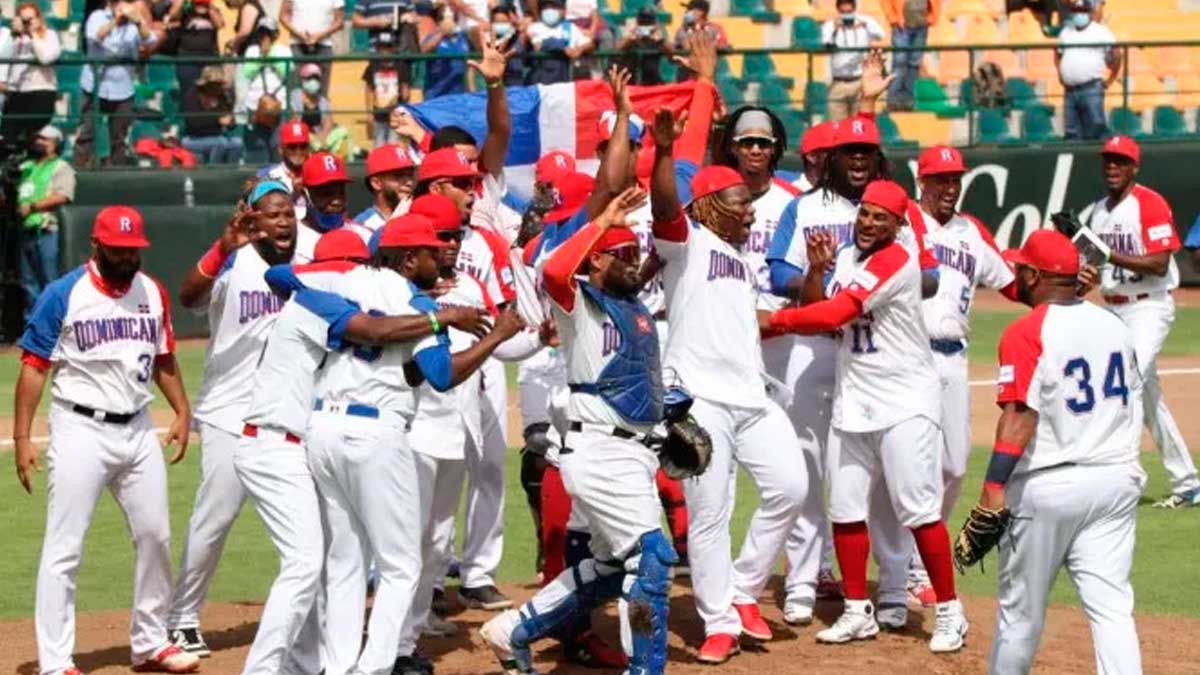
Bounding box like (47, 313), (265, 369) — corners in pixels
(526, 0), (593, 85)
(617, 6), (669, 85)
(671, 0), (727, 81)
(290, 63), (350, 159)
(350, 143), (417, 240)
(16, 125), (74, 321)
(821, 0), (884, 121)
(362, 31), (404, 147)
(490, 4), (529, 85)
(295, 152), (352, 262)
(1055, 0), (1120, 140)
(420, 1), (471, 98)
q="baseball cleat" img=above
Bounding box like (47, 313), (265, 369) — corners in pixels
(63, 669), (85, 675)
(422, 613), (459, 638)
(1152, 487), (1200, 509)
(480, 610), (536, 675)
(816, 600), (879, 644)
(782, 602), (814, 626)
(696, 633), (740, 664)
(876, 602), (909, 630)
(816, 568), (843, 600)
(131, 644), (200, 673)
(929, 599), (969, 653)
(169, 627), (211, 658)
(908, 582), (937, 608)
(460, 584), (513, 610)
(734, 602), (773, 641)
(391, 653), (435, 675)
(566, 630), (629, 669)
(431, 587), (449, 618)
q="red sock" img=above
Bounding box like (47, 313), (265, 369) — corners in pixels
(540, 465), (572, 585)
(832, 521), (870, 600)
(655, 469), (689, 558)
(912, 520), (957, 602)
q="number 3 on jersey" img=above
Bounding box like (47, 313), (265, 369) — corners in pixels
(1064, 351), (1129, 413)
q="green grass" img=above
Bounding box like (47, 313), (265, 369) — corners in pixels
(3, 306), (1200, 620)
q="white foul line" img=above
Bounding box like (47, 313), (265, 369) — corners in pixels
(5, 368), (1200, 448)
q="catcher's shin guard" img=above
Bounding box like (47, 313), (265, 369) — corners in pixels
(540, 465), (572, 584)
(523, 423), (552, 574)
(655, 469), (688, 559)
(511, 558), (624, 658)
(624, 531), (677, 675)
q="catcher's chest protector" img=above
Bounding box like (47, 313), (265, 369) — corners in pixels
(570, 281), (664, 424)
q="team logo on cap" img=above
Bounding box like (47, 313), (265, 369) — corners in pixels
(851, 120), (864, 135)
(119, 216), (133, 232)
(940, 148), (953, 162)
(323, 155), (338, 172)
(555, 155), (567, 169)
(457, 150), (470, 166)
(1107, 137), (1120, 149)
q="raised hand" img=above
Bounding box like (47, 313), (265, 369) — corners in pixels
(219, 207), (262, 254)
(597, 186), (648, 230)
(389, 107), (427, 144)
(648, 107), (687, 148)
(806, 231), (835, 274)
(467, 30), (509, 85)
(860, 48), (896, 103)
(672, 31), (718, 82)
(608, 64), (634, 115)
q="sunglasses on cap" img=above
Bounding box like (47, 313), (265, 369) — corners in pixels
(436, 229), (465, 242)
(734, 136), (775, 150)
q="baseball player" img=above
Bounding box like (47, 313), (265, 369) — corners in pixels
(349, 144), (417, 238)
(14, 206), (200, 674)
(972, 229), (1145, 675)
(166, 180), (300, 657)
(647, 110), (809, 664)
(791, 121), (834, 193)
(481, 187), (677, 675)
(256, 121), (313, 221)
(291, 152), (353, 264)
(765, 180), (967, 653)
(1083, 135), (1200, 508)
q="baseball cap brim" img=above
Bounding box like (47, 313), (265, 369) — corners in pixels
(95, 233), (150, 248)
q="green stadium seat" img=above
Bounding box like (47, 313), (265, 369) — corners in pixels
(136, 57), (178, 100)
(741, 54), (794, 91)
(1109, 107), (1143, 137)
(791, 17), (821, 49)
(659, 58), (678, 83)
(803, 80), (828, 118)
(977, 109), (1015, 144)
(1151, 106), (1190, 138)
(729, 0), (780, 22)
(351, 28), (370, 53)
(1021, 107), (1058, 143)
(1005, 78), (1039, 110)
(758, 80), (792, 107)
(915, 78), (966, 118)
(57, 52), (83, 93)
(876, 112), (918, 149)
(779, 108), (807, 147)
(718, 78), (745, 108)
(621, 0), (656, 15)
(716, 57), (735, 82)
(130, 120), (162, 143)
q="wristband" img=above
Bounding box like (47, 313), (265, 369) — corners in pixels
(983, 440), (1025, 490)
(486, 79), (502, 89)
(197, 239), (231, 278)
(427, 311), (442, 333)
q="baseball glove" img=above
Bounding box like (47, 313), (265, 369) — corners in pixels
(953, 504), (1011, 572)
(657, 415), (713, 480)
(1050, 209), (1083, 238)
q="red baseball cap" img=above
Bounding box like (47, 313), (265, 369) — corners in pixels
(366, 144), (415, 177)
(861, 180), (909, 218)
(378, 213), (451, 249)
(588, 226), (639, 257)
(314, 229), (369, 262)
(917, 145), (967, 176)
(1002, 229), (1080, 276)
(93, 205), (150, 248)
(279, 120), (310, 146)
(1101, 135), (1140, 164)
(417, 147), (481, 183)
(800, 121), (835, 155)
(410, 193), (463, 231)
(832, 117), (881, 148)
(535, 150), (577, 184)
(543, 172), (596, 224)
(302, 152), (350, 187)
(688, 165), (745, 204)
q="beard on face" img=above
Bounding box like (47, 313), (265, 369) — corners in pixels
(96, 250), (140, 286)
(382, 187), (402, 211)
(254, 235), (296, 266)
(1015, 272), (1035, 306)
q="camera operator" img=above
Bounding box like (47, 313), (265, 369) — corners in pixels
(821, 0), (883, 121)
(15, 125), (73, 320)
(0, 3), (61, 147)
(617, 6), (670, 85)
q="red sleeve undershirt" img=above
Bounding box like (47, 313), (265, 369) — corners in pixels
(766, 291), (863, 336)
(21, 350), (50, 372)
(543, 221), (604, 312)
(675, 80), (716, 166)
(653, 210), (688, 243)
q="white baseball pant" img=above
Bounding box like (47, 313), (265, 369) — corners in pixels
(168, 423), (248, 630)
(234, 430), (323, 675)
(1108, 295), (1200, 494)
(989, 462), (1145, 675)
(306, 409), (421, 675)
(828, 415), (944, 528)
(462, 357), (508, 589)
(518, 349), (565, 428)
(684, 398), (808, 636)
(36, 403), (173, 675)
(398, 451), (468, 657)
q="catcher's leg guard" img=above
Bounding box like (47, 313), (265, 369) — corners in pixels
(559, 529), (596, 643)
(540, 465), (572, 584)
(523, 423), (552, 574)
(510, 557), (625, 665)
(655, 469), (688, 560)
(622, 531), (678, 675)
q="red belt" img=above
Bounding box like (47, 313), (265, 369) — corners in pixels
(242, 423), (301, 444)
(1103, 293), (1152, 305)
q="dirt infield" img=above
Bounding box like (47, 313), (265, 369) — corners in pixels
(3, 580), (1198, 675)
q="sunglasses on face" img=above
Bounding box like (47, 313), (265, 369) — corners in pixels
(441, 176), (479, 191)
(436, 229), (465, 242)
(735, 137), (774, 150)
(600, 245), (640, 266)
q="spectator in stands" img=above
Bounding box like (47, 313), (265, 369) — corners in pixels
(1055, 0), (1119, 140)
(363, 31), (404, 147)
(16, 125), (73, 320)
(0, 3), (61, 146)
(291, 63), (351, 159)
(157, 0), (223, 95)
(881, 0), (939, 111)
(490, 4), (529, 85)
(353, 0), (420, 103)
(821, 0), (884, 121)
(280, 0), (344, 94)
(420, 2), (470, 98)
(672, 0), (727, 82)
(135, 0), (167, 55)
(76, 0), (159, 168)
(617, 6), (670, 85)
(257, 119), (312, 219)
(526, 0), (593, 85)
(239, 39), (288, 162)
(181, 65), (244, 164)
(225, 0), (270, 56)
(566, 0), (612, 78)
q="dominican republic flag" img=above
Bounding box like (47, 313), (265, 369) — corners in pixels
(403, 80), (703, 201)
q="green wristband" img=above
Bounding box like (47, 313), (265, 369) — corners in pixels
(427, 311), (441, 333)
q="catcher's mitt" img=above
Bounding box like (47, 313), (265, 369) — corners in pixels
(657, 415), (713, 480)
(953, 504), (1011, 572)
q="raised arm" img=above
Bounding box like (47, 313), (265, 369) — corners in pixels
(545, 187), (648, 310)
(468, 32), (512, 178)
(671, 31), (717, 166)
(648, 108), (686, 236)
(179, 206), (258, 308)
(584, 66), (634, 219)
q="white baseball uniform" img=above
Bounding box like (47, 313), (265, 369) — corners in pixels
(306, 266), (443, 675)
(20, 262), (177, 674)
(347, 205), (392, 244)
(1087, 183), (1200, 495)
(236, 263), (362, 675)
(169, 244), (290, 632)
(292, 222), (322, 264)
(988, 300), (1145, 675)
(654, 213), (809, 637)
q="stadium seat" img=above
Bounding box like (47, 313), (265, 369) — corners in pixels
(1006, 9), (1049, 44)
(915, 78), (966, 117)
(778, 108), (807, 147)
(962, 15), (1003, 45)
(1151, 106), (1190, 138)
(1176, 72), (1200, 109)
(932, 48), (971, 85)
(803, 80), (828, 118)
(976, 109), (1014, 143)
(742, 54), (794, 91)
(57, 51), (83, 92)
(730, 0), (781, 22)
(1021, 107), (1058, 142)
(1153, 47), (1190, 81)
(719, 78), (746, 108)
(1109, 107), (1143, 137)
(927, 20), (959, 46)
(1126, 48), (1155, 78)
(982, 49), (1022, 80)
(1005, 77), (1045, 112)
(758, 80), (793, 107)
(791, 17), (821, 49)
(1024, 45), (1058, 85)
(876, 112), (918, 149)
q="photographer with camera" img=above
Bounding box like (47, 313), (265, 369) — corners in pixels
(821, 0), (884, 121)
(617, 6), (669, 85)
(76, 0), (159, 167)
(0, 3), (61, 147)
(15, 125), (73, 320)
